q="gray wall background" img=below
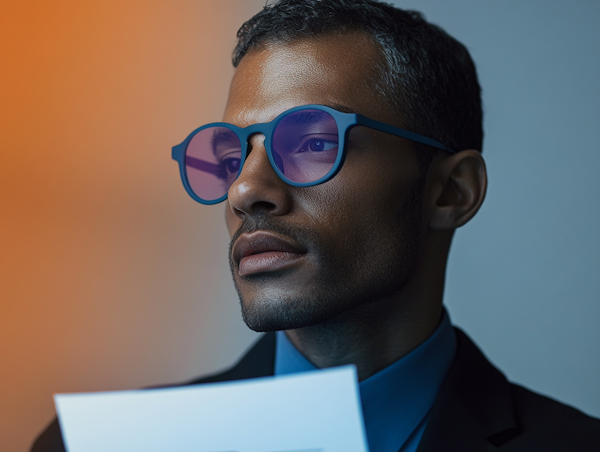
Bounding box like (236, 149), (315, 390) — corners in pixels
(388, 0), (599, 416)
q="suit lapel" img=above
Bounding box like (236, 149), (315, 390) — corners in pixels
(416, 391), (502, 452)
(416, 329), (518, 452)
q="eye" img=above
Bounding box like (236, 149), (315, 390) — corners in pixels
(222, 157), (240, 175)
(304, 138), (338, 152)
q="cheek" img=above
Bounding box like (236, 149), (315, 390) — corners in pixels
(298, 150), (423, 249)
(314, 154), (419, 216)
(298, 182), (385, 253)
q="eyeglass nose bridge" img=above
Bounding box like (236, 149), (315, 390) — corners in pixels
(236, 109), (350, 189)
(234, 121), (281, 178)
(241, 123), (270, 153)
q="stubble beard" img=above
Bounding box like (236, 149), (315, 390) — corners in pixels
(228, 182), (425, 333)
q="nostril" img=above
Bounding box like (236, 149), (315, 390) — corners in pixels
(252, 201), (277, 212)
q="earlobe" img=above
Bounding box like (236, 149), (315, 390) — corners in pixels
(428, 150), (487, 230)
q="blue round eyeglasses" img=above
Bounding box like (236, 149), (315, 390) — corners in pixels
(171, 104), (456, 205)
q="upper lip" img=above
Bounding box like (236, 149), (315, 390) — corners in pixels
(232, 231), (306, 266)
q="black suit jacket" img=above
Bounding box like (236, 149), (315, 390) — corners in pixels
(31, 329), (600, 451)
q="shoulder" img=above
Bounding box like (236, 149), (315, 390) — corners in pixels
(29, 419), (64, 452)
(418, 328), (600, 451)
(506, 383), (600, 450)
(30, 334), (275, 452)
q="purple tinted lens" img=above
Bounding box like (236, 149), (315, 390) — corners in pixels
(272, 109), (339, 184)
(185, 127), (241, 202)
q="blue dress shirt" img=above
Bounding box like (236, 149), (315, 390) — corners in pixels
(274, 310), (457, 452)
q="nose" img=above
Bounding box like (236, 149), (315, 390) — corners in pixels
(227, 133), (293, 220)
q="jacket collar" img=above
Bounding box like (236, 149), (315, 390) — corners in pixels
(189, 328), (519, 451)
(416, 329), (519, 451)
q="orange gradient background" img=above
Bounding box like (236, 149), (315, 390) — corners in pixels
(0, 2), (263, 451)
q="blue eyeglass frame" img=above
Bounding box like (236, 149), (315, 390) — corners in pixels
(172, 104), (457, 205)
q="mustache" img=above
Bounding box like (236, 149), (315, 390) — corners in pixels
(228, 214), (321, 257)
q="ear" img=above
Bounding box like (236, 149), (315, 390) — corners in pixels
(428, 150), (487, 230)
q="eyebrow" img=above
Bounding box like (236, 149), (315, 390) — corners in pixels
(321, 102), (357, 115)
(211, 128), (239, 152)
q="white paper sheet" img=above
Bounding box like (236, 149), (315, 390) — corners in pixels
(54, 365), (369, 452)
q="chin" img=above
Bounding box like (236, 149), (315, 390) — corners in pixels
(238, 292), (350, 332)
(233, 225), (423, 332)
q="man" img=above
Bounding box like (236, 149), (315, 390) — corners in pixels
(32, 0), (600, 451)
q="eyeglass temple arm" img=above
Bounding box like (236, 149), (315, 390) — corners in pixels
(173, 144), (227, 177)
(356, 115), (457, 154)
(185, 155), (226, 178)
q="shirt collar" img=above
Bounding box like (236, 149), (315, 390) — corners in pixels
(274, 309), (457, 452)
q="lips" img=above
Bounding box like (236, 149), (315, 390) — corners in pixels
(232, 231), (307, 277)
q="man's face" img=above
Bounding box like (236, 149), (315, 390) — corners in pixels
(224, 32), (427, 332)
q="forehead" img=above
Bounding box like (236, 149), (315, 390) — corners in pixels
(223, 31), (399, 126)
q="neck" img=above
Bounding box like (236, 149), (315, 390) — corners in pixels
(285, 230), (451, 381)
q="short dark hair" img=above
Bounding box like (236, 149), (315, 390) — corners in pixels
(233, 0), (483, 157)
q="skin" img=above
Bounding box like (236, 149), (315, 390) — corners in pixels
(223, 32), (487, 381)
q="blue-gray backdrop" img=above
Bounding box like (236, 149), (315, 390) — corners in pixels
(387, 0), (599, 416)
